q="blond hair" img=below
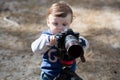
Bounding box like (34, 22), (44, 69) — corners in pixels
(47, 1), (73, 22)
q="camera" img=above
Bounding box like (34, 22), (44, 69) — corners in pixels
(55, 29), (85, 64)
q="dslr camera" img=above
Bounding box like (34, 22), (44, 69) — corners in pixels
(55, 28), (85, 65)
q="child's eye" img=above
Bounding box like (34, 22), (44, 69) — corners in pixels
(63, 23), (67, 26)
(53, 22), (58, 26)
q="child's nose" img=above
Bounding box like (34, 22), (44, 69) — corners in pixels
(58, 25), (62, 28)
(57, 25), (63, 29)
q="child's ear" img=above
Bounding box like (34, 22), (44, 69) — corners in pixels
(47, 18), (50, 27)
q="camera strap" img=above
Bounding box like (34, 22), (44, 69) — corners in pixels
(60, 60), (75, 66)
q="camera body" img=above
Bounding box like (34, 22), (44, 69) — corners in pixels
(55, 29), (84, 64)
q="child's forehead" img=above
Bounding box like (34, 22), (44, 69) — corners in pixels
(48, 14), (72, 23)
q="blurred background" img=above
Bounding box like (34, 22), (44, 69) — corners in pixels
(0, 0), (120, 80)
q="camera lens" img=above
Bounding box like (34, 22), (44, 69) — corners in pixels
(65, 35), (84, 59)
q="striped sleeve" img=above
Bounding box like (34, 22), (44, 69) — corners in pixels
(79, 36), (89, 51)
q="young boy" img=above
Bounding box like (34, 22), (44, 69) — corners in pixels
(31, 1), (89, 80)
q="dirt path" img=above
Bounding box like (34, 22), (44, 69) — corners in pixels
(0, 0), (120, 80)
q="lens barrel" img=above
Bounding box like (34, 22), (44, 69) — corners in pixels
(65, 35), (84, 59)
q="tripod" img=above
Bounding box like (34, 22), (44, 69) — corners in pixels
(54, 65), (83, 80)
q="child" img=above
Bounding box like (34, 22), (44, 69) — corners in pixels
(31, 1), (89, 80)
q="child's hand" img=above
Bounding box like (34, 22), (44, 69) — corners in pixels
(50, 36), (56, 46)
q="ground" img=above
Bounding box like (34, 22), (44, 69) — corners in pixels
(0, 0), (120, 80)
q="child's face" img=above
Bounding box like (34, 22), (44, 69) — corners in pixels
(47, 14), (72, 34)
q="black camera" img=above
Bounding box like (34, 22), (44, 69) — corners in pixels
(55, 29), (85, 63)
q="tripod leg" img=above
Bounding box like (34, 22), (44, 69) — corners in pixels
(64, 67), (83, 80)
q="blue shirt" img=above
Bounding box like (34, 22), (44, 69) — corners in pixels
(31, 30), (89, 77)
